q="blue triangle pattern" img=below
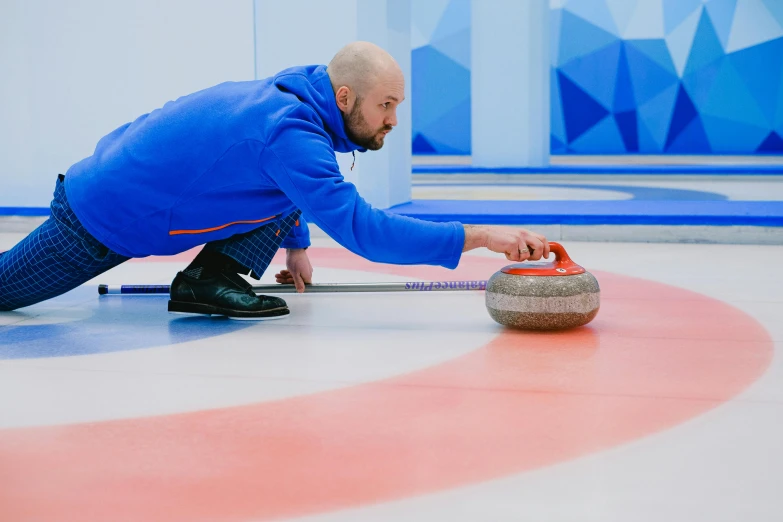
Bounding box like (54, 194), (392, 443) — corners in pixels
(606, 0), (638, 35)
(558, 71), (612, 142)
(551, 135), (568, 153)
(430, 0), (470, 42)
(726, 0), (783, 53)
(412, 134), (438, 154)
(638, 82), (681, 150)
(663, 0), (702, 33)
(559, 40), (622, 110)
(624, 40), (680, 105)
(563, 0), (620, 36)
(411, 0), (452, 42)
(703, 56), (768, 126)
(551, 68), (567, 143)
(777, 60), (783, 131)
(430, 27), (471, 69)
(613, 44), (636, 112)
(625, 38), (678, 75)
(683, 9), (725, 77)
(625, 0), (665, 39)
(419, 98), (472, 153)
(411, 46), (470, 129)
(666, 6), (703, 76)
(418, 134), (467, 155)
(665, 84), (698, 148)
(570, 115), (627, 152)
(615, 111), (639, 151)
(666, 115), (712, 152)
(727, 37), (783, 126)
(763, 0), (783, 27)
(701, 114), (770, 151)
(558, 10), (619, 66)
(704, 0), (738, 49)
(410, 0), (783, 155)
(756, 131), (783, 152)
(682, 55), (724, 112)
(637, 117), (662, 151)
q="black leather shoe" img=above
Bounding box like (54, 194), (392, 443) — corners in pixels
(168, 270), (289, 320)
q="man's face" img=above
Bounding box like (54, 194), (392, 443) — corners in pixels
(343, 76), (405, 151)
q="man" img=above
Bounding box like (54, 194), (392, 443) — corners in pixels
(0, 41), (549, 318)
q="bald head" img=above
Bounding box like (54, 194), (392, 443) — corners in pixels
(328, 41), (405, 151)
(327, 41), (402, 98)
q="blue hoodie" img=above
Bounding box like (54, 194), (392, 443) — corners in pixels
(64, 65), (465, 268)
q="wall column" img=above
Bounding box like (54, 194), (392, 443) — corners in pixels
(471, 0), (550, 167)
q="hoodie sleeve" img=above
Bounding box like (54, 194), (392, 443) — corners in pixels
(263, 114), (465, 268)
(280, 214), (311, 249)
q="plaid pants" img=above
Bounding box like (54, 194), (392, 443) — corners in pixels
(0, 176), (299, 311)
(202, 209), (301, 280)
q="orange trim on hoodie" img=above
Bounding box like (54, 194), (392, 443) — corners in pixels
(169, 215), (276, 236)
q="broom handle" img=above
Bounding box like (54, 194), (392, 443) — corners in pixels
(98, 280), (489, 295)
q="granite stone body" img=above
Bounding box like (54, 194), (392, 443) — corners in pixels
(485, 271), (600, 330)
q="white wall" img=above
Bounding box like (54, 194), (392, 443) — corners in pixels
(255, 1), (358, 78)
(0, 0), (255, 207)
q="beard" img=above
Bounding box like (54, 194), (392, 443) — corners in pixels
(343, 98), (392, 151)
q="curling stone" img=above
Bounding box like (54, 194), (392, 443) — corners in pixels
(485, 242), (599, 330)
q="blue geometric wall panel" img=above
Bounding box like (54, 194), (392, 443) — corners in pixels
(412, 0), (471, 154)
(411, 0), (783, 155)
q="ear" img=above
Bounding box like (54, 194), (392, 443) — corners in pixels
(334, 85), (353, 114)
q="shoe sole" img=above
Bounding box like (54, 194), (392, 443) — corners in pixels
(167, 300), (290, 320)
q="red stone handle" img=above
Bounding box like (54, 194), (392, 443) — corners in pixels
(501, 241), (586, 276)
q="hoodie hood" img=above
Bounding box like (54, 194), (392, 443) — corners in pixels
(273, 65), (366, 154)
